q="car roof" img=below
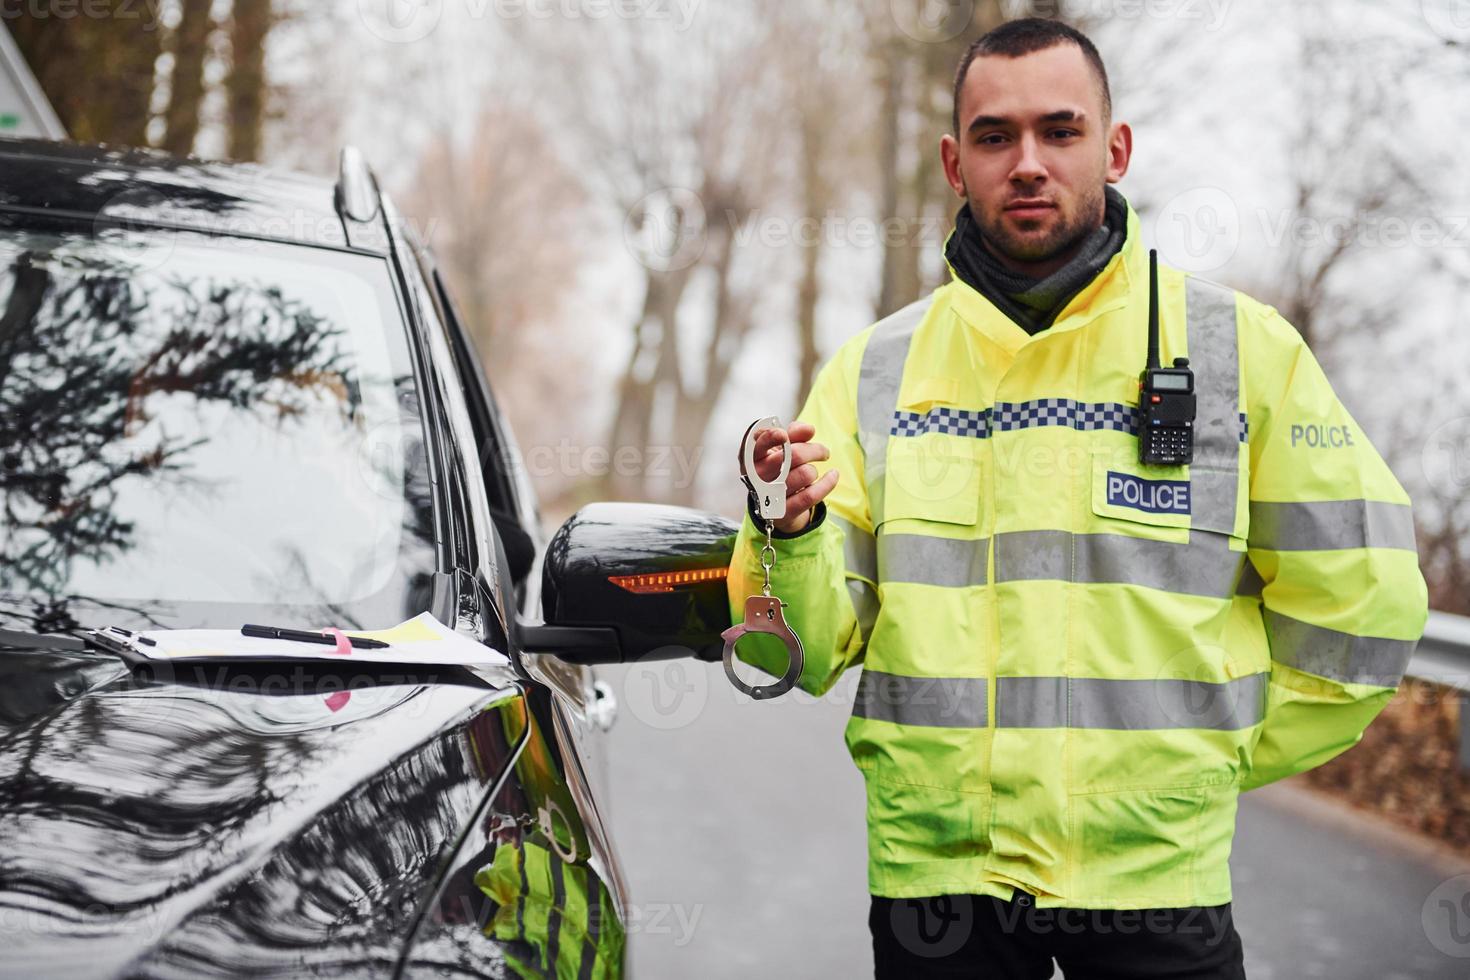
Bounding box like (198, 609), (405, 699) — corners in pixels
(0, 136), (387, 254)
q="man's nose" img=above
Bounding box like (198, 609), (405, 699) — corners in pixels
(1009, 132), (1047, 185)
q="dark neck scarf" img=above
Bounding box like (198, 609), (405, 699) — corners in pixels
(946, 185), (1129, 335)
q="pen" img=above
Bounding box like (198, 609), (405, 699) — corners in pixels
(240, 624), (390, 650)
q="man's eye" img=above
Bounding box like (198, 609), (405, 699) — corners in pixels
(978, 134), (1007, 145)
(1050, 129), (1079, 139)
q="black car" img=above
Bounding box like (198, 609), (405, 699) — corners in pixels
(0, 136), (739, 978)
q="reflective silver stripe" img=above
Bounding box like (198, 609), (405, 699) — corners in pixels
(831, 513), (878, 583)
(1249, 499), (1418, 553)
(1185, 277), (1241, 536)
(1264, 608), (1416, 687)
(878, 532), (989, 587)
(848, 578), (880, 654)
(1236, 556), (1264, 598)
(831, 514), (880, 653)
(995, 674), (1268, 730)
(853, 669), (988, 727)
(992, 529), (1241, 599)
(857, 297), (931, 527)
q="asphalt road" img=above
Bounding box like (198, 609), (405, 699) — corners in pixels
(595, 659), (1470, 979)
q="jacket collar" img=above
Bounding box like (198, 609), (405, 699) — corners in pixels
(941, 196), (1145, 358)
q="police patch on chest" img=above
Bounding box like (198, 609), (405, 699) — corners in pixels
(1105, 471), (1192, 515)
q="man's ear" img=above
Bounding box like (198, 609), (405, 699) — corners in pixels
(1106, 121), (1133, 183)
(940, 134), (967, 199)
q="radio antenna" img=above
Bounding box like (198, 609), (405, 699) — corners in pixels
(1146, 248), (1161, 371)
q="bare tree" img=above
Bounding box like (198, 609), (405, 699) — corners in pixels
(500, 7), (800, 505)
(863, 0), (1004, 318)
(225, 0), (273, 161)
(160, 0), (218, 156)
(397, 103), (598, 515)
(9, 11), (162, 144)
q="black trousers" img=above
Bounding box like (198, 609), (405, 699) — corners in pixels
(870, 890), (1247, 979)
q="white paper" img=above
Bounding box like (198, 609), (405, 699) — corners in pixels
(95, 612), (510, 667)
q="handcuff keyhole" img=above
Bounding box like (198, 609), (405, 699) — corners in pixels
(766, 609), (774, 620)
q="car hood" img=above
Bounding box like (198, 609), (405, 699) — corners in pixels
(0, 644), (523, 978)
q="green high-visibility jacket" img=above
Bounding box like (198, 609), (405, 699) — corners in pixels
(476, 841), (625, 980)
(727, 200), (1428, 909)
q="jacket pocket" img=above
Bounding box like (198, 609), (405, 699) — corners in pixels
(881, 436), (982, 528)
(861, 762), (993, 878)
(1068, 781), (1237, 907)
(1086, 453), (1246, 600)
(1090, 455), (1192, 534)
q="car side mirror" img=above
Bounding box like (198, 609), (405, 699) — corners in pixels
(519, 502), (737, 664)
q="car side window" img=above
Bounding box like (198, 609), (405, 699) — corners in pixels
(428, 270), (544, 531)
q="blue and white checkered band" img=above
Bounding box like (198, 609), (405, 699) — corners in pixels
(889, 405), (988, 437)
(1239, 413), (1249, 443)
(889, 398), (1250, 443)
(991, 399), (1141, 436)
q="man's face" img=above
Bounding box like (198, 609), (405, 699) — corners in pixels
(941, 43), (1129, 273)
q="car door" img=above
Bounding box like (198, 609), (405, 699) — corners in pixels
(403, 241), (628, 906)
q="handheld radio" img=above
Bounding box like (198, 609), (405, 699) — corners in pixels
(1138, 249), (1195, 466)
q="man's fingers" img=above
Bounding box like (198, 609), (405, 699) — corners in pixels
(788, 441), (829, 469)
(756, 440), (828, 483)
(785, 420), (816, 443)
(786, 466), (839, 515)
(752, 426), (788, 458)
(741, 421), (822, 483)
(751, 421), (814, 459)
(784, 462), (819, 495)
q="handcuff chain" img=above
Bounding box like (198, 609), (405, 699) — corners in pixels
(759, 518), (776, 597)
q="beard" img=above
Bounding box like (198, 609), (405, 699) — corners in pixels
(973, 182), (1106, 265)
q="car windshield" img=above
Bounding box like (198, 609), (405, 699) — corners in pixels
(0, 218), (439, 635)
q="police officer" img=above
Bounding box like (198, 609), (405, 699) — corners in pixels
(729, 18), (1427, 980)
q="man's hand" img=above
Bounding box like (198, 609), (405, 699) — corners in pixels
(742, 420), (839, 535)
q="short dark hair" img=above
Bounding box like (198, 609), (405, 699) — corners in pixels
(951, 18), (1112, 136)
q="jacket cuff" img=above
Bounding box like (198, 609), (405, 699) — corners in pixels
(745, 495), (827, 538)
(742, 497), (830, 560)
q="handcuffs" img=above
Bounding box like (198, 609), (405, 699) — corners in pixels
(720, 416), (805, 700)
